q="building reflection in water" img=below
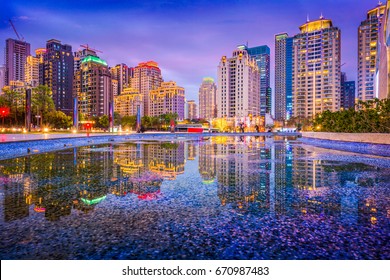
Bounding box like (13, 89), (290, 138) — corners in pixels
(199, 136), (387, 226)
(0, 137), (388, 226)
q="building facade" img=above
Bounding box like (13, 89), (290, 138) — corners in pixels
(292, 17), (341, 118)
(275, 33), (293, 121)
(149, 81), (185, 119)
(74, 55), (112, 119)
(74, 48), (97, 73)
(187, 100), (197, 120)
(114, 87), (143, 117)
(217, 48), (260, 118)
(242, 45), (271, 117)
(5, 38), (31, 86)
(198, 77), (217, 120)
(131, 61), (163, 116)
(341, 73), (356, 110)
(42, 39), (74, 115)
(110, 63), (130, 96)
(358, 4), (386, 101)
(376, 0), (390, 99)
(24, 48), (45, 88)
(0, 65), (5, 92)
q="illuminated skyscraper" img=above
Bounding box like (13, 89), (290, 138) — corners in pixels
(5, 38), (31, 86)
(244, 45), (271, 117)
(340, 72), (356, 110)
(0, 65), (6, 92)
(74, 48), (97, 73)
(376, 0), (390, 99)
(275, 33), (293, 121)
(42, 39), (74, 115)
(217, 48), (260, 118)
(292, 17), (341, 118)
(187, 100), (197, 119)
(149, 81), (185, 119)
(131, 61), (163, 116)
(114, 87), (143, 117)
(110, 63), (130, 96)
(198, 77), (217, 119)
(74, 55), (112, 119)
(358, 4), (386, 101)
(25, 48), (45, 87)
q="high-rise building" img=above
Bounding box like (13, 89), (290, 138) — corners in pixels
(341, 73), (356, 110)
(5, 38), (31, 86)
(42, 39), (74, 115)
(241, 45), (271, 117)
(376, 0), (390, 99)
(114, 87), (143, 117)
(358, 4), (386, 101)
(292, 17), (341, 118)
(149, 81), (185, 119)
(131, 61), (163, 116)
(74, 48), (97, 73)
(187, 100), (197, 120)
(0, 65), (5, 92)
(24, 48), (45, 88)
(217, 48), (260, 118)
(275, 33), (293, 121)
(110, 64), (130, 96)
(74, 55), (112, 119)
(111, 79), (118, 99)
(198, 77), (217, 120)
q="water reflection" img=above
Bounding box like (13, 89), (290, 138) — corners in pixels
(0, 136), (389, 259)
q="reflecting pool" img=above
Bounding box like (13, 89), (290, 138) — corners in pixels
(0, 136), (389, 259)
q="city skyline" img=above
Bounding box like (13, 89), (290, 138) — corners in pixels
(0, 0), (382, 102)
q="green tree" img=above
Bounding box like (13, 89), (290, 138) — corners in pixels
(121, 115), (137, 130)
(47, 111), (73, 129)
(32, 85), (55, 127)
(2, 89), (24, 126)
(313, 98), (390, 133)
(114, 112), (121, 126)
(98, 115), (109, 129)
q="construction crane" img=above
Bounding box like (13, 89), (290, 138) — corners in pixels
(80, 44), (103, 53)
(9, 19), (25, 41)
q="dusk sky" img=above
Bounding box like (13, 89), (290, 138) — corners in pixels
(0, 0), (382, 102)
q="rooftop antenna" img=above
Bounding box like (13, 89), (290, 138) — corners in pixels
(320, 12), (324, 19)
(307, 14), (310, 22)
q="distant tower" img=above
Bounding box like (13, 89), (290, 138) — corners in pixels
(292, 17), (341, 118)
(242, 45), (271, 117)
(5, 38), (31, 86)
(340, 72), (356, 110)
(198, 77), (217, 119)
(110, 63), (130, 96)
(187, 100), (197, 120)
(131, 61), (163, 116)
(42, 39), (74, 115)
(275, 33), (293, 121)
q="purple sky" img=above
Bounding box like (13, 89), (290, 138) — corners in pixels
(0, 0), (382, 102)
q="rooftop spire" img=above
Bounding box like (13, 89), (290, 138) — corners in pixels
(320, 12), (324, 19)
